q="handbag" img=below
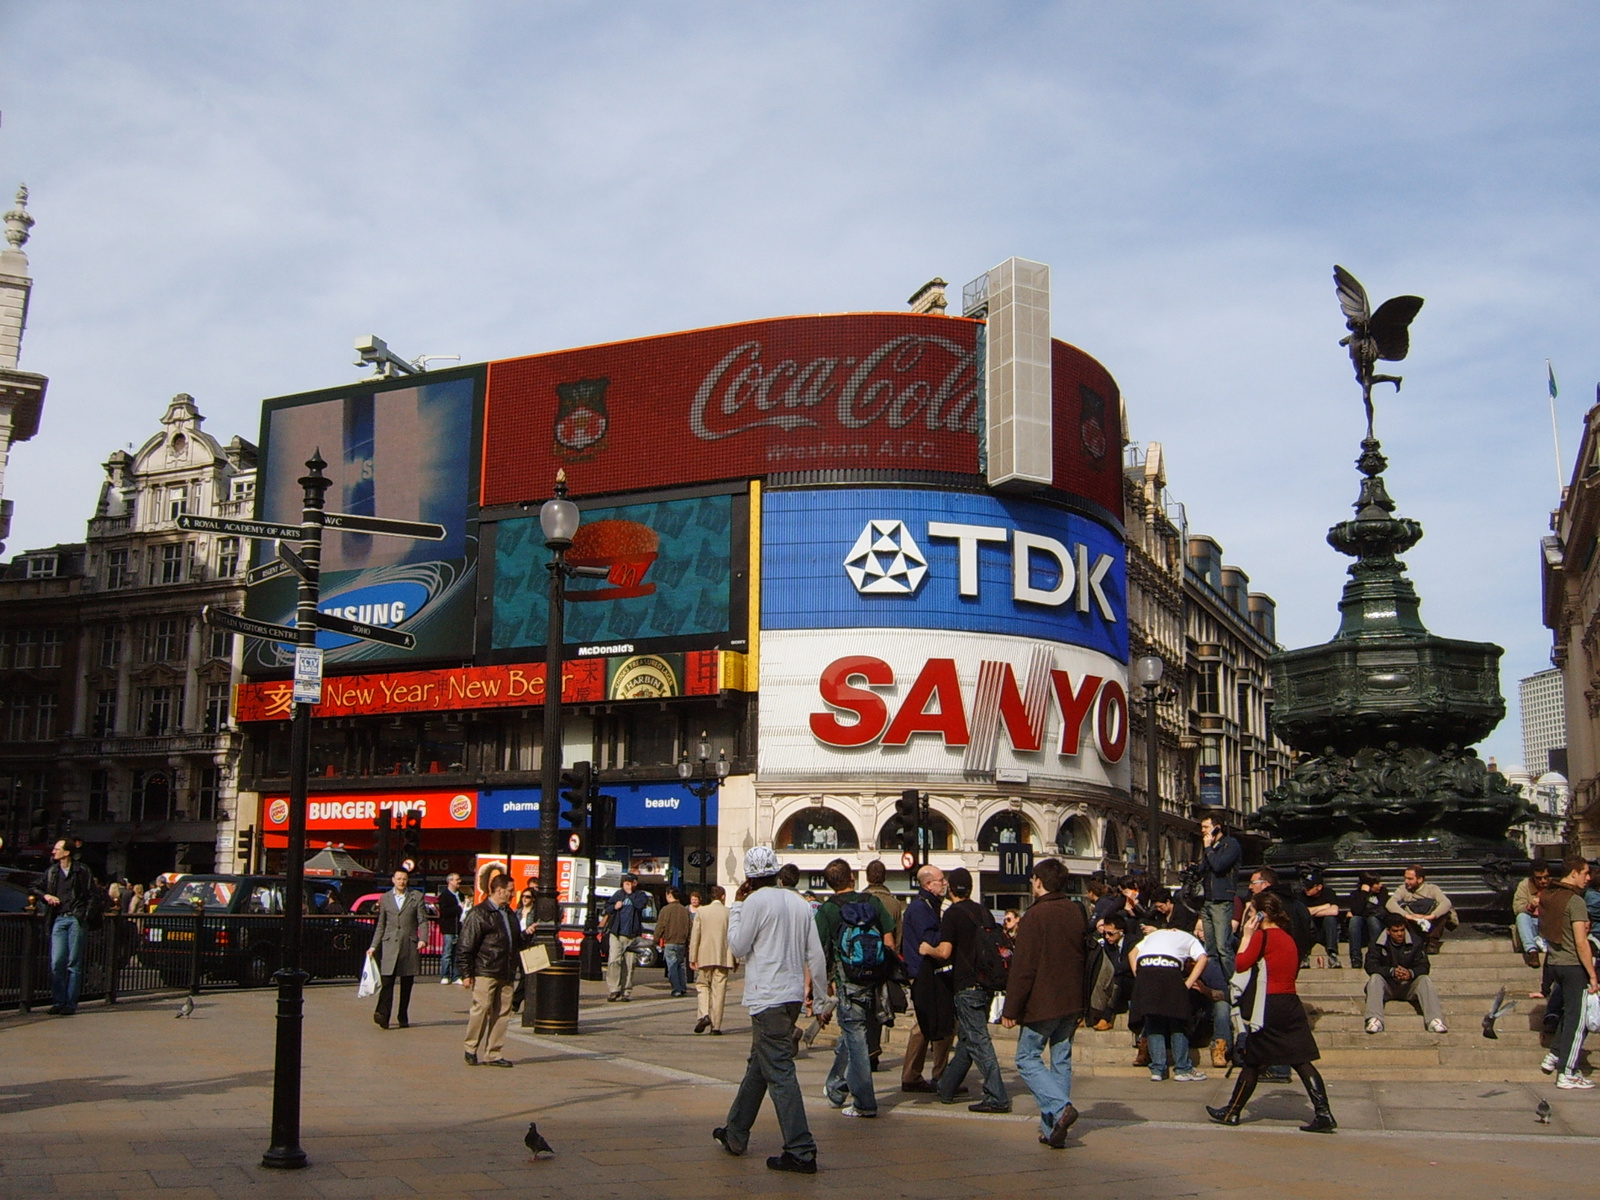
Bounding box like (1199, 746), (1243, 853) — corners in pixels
(357, 954), (381, 999)
(520, 944), (553, 975)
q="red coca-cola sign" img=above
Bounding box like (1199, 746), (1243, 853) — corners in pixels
(482, 314), (983, 505)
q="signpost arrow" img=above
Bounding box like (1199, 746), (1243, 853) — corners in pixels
(278, 543), (314, 582)
(245, 558), (292, 587)
(178, 514), (303, 540)
(203, 606), (299, 644)
(321, 512), (447, 540)
(310, 610), (417, 649)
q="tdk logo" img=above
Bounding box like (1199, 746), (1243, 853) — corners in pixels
(843, 518), (1117, 621)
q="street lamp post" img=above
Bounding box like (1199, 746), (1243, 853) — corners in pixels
(1135, 654), (1164, 885)
(677, 731), (728, 889)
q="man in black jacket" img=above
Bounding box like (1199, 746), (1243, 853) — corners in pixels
(437, 872), (470, 985)
(41, 840), (97, 1016)
(458, 873), (537, 1066)
(1198, 816), (1241, 973)
(1363, 911), (1447, 1034)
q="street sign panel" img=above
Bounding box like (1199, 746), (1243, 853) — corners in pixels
(311, 610), (417, 649)
(177, 514), (302, 540)
(996, 843), (1034, 882)
(245, 558), (292, 587)
(203, 606), (298, 644)
(279, 543), (314, 582)
(293, 646), (324, 705)
(322, 512), (447, 540)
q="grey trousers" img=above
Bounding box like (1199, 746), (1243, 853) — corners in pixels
(1364, 973), (1445, 1026)
(723, 1001), (816, 1163)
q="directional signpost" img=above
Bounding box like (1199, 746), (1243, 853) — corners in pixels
(177, 513), (304, 541)
(311, 610), (415, 649)
(244, 558), (292, 587)
(321, 512), (446, 540)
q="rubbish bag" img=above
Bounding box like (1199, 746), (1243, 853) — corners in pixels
(357, 953), (381, 999)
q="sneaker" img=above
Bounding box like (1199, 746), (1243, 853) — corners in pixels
(607, 991), (622, 1002)
(1149, 1069), (1166, 1082)
(1173, 1069), (1208, 1082)
(767, 1153), (817, 1174)
(712, 1127), (742, 1156)
(968, 1099), (1012, 1113)
(823, 1089), (845, 1109)
(1426, 1019), (1448, 1034)
(1093, 1018), (1114, 1031)
(1541, 1052), (1560, 1074)
(1328, 956), (1343, 968)
(1365, 1017), (1383, 1035)
(840, 1104), (876, 1118)
(439, 977), (452, 985)
(1557, 1072), (1595, 1090)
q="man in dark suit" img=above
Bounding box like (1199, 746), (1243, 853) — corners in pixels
(437, 872), (470, 985)
(368, 868), (430, 1029)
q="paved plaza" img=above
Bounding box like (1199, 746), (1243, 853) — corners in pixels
(1, 970), (1594, 1200)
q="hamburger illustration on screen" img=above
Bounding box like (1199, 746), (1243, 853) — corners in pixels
(566, 519), (659, 602)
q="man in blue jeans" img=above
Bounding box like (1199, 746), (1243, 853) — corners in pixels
(1198, 816), (1241, 974)
(1001, 858), (1088, 1147)
(921, 867), (1011, 1114)
(41, 840), (97, 1016)
(812, 858), (896, 1117)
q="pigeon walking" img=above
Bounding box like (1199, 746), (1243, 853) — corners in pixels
(175, 997), (194, 1019)
(524, 1123), (553, 1159)
(1481, 986), (1515, 1039)
(1536, 1098), (1552, 1124)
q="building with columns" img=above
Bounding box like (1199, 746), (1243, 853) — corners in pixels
(0, 185), (47, 556)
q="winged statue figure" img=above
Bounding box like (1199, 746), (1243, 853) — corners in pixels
(1334, 266), (1424, 438)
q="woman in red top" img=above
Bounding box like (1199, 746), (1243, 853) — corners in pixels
(1207, 891), (1336, 1132)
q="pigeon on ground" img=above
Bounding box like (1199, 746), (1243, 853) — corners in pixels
(176, 997), (194, 1019)
(1536, 1099), (1552, 1124)
(524, 1123), (553, 1159)
(1481, 986), (1515, 1039)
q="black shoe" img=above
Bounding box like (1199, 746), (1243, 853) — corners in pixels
(969, 1100), (1012, 1114)
(1328, 957), (1343, 969)
(397, 1019), (409, 1028)
(1300, 1112), (1337, 1133)
(1046, 1103), (1079, 1148)
(767, 1153), (817, 1174)
(712, 1127), (741, 1156)
(482, 1058), (514, 1068)
(607, 992), (622, 1002)
(1207, 1104), (1242, 1126)
(695, 1016), (712, 1033)
(46, 1005), (62, 1015)
(464, 1052), (479, 1066)
(869, 1053), (881, 1072)
(709, 1028), (723, 1035)
(374, 1014), (389, 1029)
(1299, 957), (1311, 970)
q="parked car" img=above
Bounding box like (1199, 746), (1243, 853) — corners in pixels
(350, 892), (445, 957)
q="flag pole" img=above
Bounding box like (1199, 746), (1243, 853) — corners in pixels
(1547, 360), (1564, 493)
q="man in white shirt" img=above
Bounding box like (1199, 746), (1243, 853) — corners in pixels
(713, 846), (827, 1176)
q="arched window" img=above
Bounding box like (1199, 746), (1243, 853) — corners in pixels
(1102, 823), (1121, 861)
(978, 811), (1035, 852)
(775, 807), (859, 852)
(876, 811), (954, 854)
(1056, 816), (1093, 857)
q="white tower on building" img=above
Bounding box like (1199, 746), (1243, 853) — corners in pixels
(0, 184), (47, 555)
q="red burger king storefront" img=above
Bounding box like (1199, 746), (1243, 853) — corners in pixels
(259, 790), (486, 877)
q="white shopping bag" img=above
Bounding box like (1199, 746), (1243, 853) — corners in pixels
(357, 953), (381, 999)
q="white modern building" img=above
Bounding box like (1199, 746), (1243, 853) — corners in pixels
(1520, 667), (1566, 778)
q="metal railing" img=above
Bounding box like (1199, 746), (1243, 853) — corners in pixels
(0, 912), (438, 1012)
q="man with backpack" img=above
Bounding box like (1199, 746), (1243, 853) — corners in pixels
(919, 866), (1011, 1113)
(813, 859), (897, 1118)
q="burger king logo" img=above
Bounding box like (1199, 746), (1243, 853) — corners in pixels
(449, 794), (473, 822)
(267, 798), (290, 826)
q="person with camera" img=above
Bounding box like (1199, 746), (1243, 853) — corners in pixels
(1197, 816), (1242, 974)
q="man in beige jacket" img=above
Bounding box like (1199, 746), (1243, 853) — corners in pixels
(690, 884), (736, 1033)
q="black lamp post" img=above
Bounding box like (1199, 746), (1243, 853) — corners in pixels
(677, 731), (728, 889)
(1135, 654), (1164, 885)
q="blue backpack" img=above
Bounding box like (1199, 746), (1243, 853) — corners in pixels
(835, 900), (889, 984)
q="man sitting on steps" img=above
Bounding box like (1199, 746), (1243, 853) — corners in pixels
(1363, 910), (1447, 1034)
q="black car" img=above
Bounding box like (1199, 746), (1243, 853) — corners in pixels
(138, 874), (369, 988)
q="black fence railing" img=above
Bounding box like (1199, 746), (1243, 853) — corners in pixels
(0, 912), (437, 1012)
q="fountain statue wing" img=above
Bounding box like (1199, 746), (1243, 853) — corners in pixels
(1334, 266), (1424, 437)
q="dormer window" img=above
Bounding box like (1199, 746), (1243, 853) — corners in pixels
(231, 477), (255, 501)
(25, 555), (58, 579)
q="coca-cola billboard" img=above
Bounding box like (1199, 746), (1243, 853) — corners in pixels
(481, 313), (1124, 521)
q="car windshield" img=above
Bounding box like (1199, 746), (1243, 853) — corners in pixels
(157, 880), (237, 912)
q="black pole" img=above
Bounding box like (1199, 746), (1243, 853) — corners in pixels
(262, 450), (327, 1172)
(537, 525), (566, 932)
(1144, 684), (1161, 886)
(189, 898), (205, 995)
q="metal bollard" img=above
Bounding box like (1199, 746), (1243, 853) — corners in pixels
(189, 900), (205, 996)
(106, 914), (120, 1005)
(19, 904), (38, 1013)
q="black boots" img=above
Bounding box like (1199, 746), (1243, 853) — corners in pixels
(1207, 1071), (1257, 1126)
(1298, 1065), (1337, 1133)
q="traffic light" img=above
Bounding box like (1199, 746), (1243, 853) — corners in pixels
(237, 825), (254, 866)
(560, 762), (594, 829)
(401, 810), (422, 865)
(374, 808), (392, 875)
(594, 792), (617, 846)
(887, 789), (921, 857)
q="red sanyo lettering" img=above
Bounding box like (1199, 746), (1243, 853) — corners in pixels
(811, 656), (1125, 763)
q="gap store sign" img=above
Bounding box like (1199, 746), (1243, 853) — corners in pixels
(476, 781), (718, 830)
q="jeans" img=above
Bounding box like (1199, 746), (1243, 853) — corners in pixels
(50, 915), (84, 1012)
(663, 943), (689, 995)
(440, 933), (459, 982)
(724, 1002), (816, 1163)
(607, 934), (637, 995)
(1516, 912), (1544, 954)
(1143, 1014), (1192, 1075)
(1348, 915), (1382, 964)
(1314, 913), (1341, 957)
(1202, 902), (1235, 975)
(938, 987), (1008, 1107)
(1549, 964), (1591, 1075)
(824, 983), (877, 1113)
(1210, 995), (1234, 1051)
(1014, 1015), (1078, 1135)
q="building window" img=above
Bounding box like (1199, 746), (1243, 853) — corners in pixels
(216, 537), (240, 577)
(94, 689), (118, 736)
(195, 766), (221, 820)
(167, 485), (188, 521)
(4, 694), (58, 741)
(11, 629), (37, 669)
(99, 625), (122, 668)
(132, 769), (172, 821)
(38, 629), (62, 669)
(1239, 749), (1254, 807)
(1237, 684), (1251, 733)
(1196, 662), (1220, 715)
(106, 548), (132, 589)
(139, 685), (183, 735)
(977, 811), (1035, 851)
(144, 618), (182, 662)
(231, 477), (255, 502)
(774, 807), (860, 852)
(88, 770), (111, 820)
(25, 555), (58, 579)
(204, 681), (230, 732)
(155, 541), (194, 585)
(208, 627), (233, 660)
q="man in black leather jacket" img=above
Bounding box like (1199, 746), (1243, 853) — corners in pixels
(458, 873), (537, 1066)
(41, 840), (98, 1016)
(1198, 816), (1241, 974)
(1362, 912), (1446, 1034)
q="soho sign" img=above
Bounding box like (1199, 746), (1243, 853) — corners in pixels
(810, 653), (1128, 764)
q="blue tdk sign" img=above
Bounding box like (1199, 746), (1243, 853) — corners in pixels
(762, 488), (1128, 662)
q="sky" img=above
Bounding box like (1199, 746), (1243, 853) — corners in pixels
(3, 1), (1598, 769)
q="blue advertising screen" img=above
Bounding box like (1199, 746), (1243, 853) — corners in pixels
(762, 488), (1127, 662)
(478, 783), (718, 830)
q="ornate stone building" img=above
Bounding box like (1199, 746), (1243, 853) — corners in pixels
(0, 395), (254, 880)
(0, 185), (47, 557)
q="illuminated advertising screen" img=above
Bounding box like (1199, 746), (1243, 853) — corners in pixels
(486, 490), (745, 658)
(1051, 340), (1124, 521)
(481, 314), (983, 504)
(244, 368), (482, 672)
(762, 487), (1127, 662)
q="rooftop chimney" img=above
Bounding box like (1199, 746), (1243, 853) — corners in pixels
(907, 278), (949, 315)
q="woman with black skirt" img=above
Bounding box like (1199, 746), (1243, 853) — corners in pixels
(1207, 890), (1336, 1132)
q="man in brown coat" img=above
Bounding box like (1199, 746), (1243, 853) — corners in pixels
(1000, 857), (1087, 1148)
